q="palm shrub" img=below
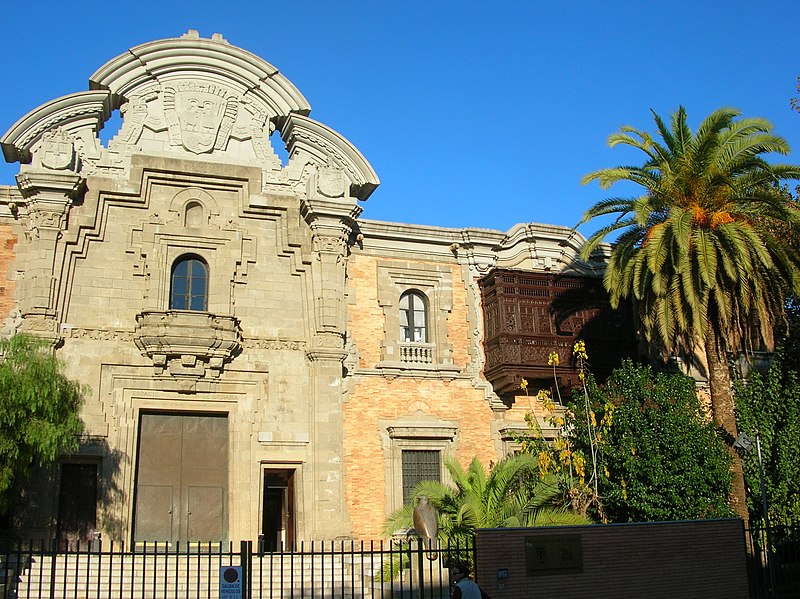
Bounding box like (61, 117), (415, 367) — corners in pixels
(383, 454), (589, 548)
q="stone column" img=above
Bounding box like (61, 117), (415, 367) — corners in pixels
(302, 190), (361, 540)
(16, 168), (84, 344)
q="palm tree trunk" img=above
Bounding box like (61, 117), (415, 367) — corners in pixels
(705, 328), (749, 523)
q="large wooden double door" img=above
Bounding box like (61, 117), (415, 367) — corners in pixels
(134, 413), (228, 546)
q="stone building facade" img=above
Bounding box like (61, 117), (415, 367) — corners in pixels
(0, 32), (608, 547)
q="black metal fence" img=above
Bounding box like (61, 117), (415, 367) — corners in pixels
(5, 526), (796, 598)
(0, 537), (474, 599)
(747, 525), (800, 598)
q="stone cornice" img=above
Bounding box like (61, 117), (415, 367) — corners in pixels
(356, 218), (608, 275)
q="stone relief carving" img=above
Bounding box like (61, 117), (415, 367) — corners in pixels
(243, 338), (306, 351)
(316, 165), (346, 199)
(0, 309), (23, 339)
(306, 332), (347, 362)
(16, 107), (101, 160)
(65, 82), (284, 180)
(250, 114), (281, 170)
(67, 327), (135, 342)
(312, 234), (347, 256)
(163, 83), (238, 154)
(40, 129), (76, 171)
(291, 131), (360, 185)
(28, 207), (68, 231)
(313, 332), (345, 350)
(116, 94), (151, 146)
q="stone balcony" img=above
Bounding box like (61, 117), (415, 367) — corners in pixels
(134, 310), (242, 389)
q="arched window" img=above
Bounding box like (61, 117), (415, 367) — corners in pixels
(399, 290), (427, 343)
(170, 255), (208, 311)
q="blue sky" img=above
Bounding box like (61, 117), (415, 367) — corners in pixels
(1, 1), (799, 237)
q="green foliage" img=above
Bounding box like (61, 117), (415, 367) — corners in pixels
(383, 455), (589, 547)
(0, 334), (85, 514)
(779, 298), (800, 373)
(515, 344), (602, 518)
(734, 354), (800, 527)
(570, 361), (734, 522)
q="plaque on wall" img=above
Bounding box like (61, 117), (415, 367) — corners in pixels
(525, 534), (583, 576)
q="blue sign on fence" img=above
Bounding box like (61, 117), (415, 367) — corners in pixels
(219, 565), (242, 599)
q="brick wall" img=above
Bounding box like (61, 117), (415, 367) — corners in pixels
(0, 224), (17, 320)
(475, 519), (749, 599)
(344, 253), (497, 539)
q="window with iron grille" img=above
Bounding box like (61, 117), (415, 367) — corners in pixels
(401, 449), (440, 503)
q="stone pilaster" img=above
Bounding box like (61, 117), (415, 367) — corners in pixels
(301, 192), (361, 539)
(15, 169), (84, 343)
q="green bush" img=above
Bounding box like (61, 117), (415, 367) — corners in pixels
(570, 361), (734, 522)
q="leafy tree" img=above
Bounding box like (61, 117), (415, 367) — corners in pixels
(0, 334), (85, 514)
(734, 354), (800, 527)
(578, 106), (800, 518)
(571, 361), (734, 522)
(383, 455), (589, 547)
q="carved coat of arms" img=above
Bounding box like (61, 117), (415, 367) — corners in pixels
(40, 128), (76, 170)
(163, 83), (239, 154)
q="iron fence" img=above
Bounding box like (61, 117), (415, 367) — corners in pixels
(0, 537), (474, 599)
(747, 525), (800, 598)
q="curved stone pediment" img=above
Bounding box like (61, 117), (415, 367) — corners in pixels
(282, 114), (380, 201)
(1, 30), (379, 202)
(0, 91), (112, 165)
(89, 31), (311, 119)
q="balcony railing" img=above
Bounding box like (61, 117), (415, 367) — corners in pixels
(398, 342), (435, 364)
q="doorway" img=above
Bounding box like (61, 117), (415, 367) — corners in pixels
(133, 412), (228, 546)
(57, 463), (98, 550)
(261, 469), (295, 551)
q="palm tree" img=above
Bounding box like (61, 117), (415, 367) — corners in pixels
(578, 106), (800, 519)
(383, 454), (589, 548)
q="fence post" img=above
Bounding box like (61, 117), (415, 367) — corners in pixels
(415, 538), (426, 599)
(48, 538), (58, 599)
(239, 540), (253, 599)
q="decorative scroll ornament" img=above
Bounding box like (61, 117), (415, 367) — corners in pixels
(163, 84), (239, 155)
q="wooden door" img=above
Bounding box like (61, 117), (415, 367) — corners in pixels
(57, 463), (97, 550)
